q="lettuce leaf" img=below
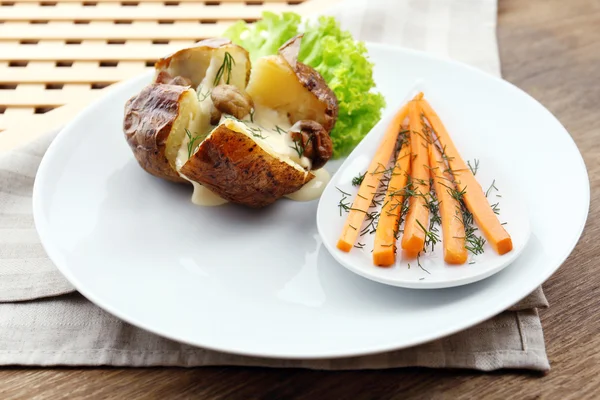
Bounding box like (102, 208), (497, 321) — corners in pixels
(224, 12), (385, 158)
(224, 12), (302, 63)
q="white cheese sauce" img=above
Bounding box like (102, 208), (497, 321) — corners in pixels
(175, 69), (326, 206)
(190, 181), (228, 206)
(175, 58), (230, 206)
(285, 168), (330, 202)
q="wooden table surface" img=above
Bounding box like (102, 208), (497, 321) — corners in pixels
(2, 0), (599, 398)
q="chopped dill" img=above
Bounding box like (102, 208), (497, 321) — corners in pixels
(336, 187), (351, 216)
(417, 253), (431, 274)
(336, 187), (351, 197)
(449, 184), (487, 256)
(290, 136), (305, 158)
(467, 159), (480, 176)
(491, 202), (501, 215)
(485, 179), (498, 197)
(185, 128), (203, 159)
(197, 85), (211, 102)
(274, 125), (287, 135)
(352, 171), (367, 186)
(416, 219), (440, 252)
(465, 231), (486, 255)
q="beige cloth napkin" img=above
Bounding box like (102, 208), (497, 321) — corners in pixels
(0, 0), (550, 371)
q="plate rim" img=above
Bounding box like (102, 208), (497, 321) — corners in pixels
(32, 42), (591, 359)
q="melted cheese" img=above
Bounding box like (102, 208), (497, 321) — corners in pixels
(190, 181), (228, 206)
(174, 64), (325, 206)
(174, 58), (230, 206)
(232, 105), (312, 169)
(285, 168), (330, 202)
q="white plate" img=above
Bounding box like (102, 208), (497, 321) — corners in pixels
(33, 43), (589, 359)
(317, 85), (531, 289)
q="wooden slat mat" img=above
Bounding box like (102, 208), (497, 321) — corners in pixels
(0, 0), (331, 150)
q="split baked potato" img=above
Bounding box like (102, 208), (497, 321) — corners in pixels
(123, 36), (339, 208)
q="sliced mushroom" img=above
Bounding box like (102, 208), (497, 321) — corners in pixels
(210, 84), (254, 120)
(289, 120), (333, 170)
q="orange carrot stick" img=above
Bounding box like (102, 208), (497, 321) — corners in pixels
(400, 96), (430, 255)
(420, 99), (512, 255)
(337, 98), (414, 252)
(429, 144), (468, 265)
(372, 137), (411, 266)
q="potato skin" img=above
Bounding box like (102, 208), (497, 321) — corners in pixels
(123, 83), (190, 183)
(180, 125), (314, 208)
(293, 62), (338, 133)
(278, 35), (338, 133)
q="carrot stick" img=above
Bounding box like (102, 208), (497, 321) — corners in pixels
(420, 99), (513, 255)
(337, 98), (414, 252)
(429, 144), (468, 265)
(372, 137), (411, 266)
(400, 97), (430, 255)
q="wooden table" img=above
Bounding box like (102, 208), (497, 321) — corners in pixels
(2, 0), (599, 398)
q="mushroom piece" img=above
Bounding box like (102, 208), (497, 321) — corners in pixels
(209, 105), (222, 126)
(210, 84), (254, 120)
(289, 120), (333, 170)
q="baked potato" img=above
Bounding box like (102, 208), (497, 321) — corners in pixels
(124, 39), (251, 183)
(155, 38), (251, 90)
(124, 35), (339, 208)
(181, 118), (313, 208)
(123, 83), (198, 183)
(246, 36), (338, 133)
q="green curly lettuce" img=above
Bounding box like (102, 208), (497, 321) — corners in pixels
(224, 12), (386, 158)
(224, 12), (302, 63)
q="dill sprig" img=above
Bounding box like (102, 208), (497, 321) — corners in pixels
(425, 188), (441, 235)
(274, 125), (287, 135)
(439, 144), (455, 163)
(416, 219), (440, 252)
(213, 51), (235, 85)
(228, 115), (267, 139)
(467, 159), (479, 176)
(242, 123), (266, 139)
(464, 226), (486, 255)
(491, 202), (501, 215)
(352, 171), (366, 187)
(336, 187), (351, 216)
(290, 136), (305, 158)
(450, 188), (487, 255)
(485, 179), (498, 197)
(448, 186), (467, 203)
(185, 128), (203, 159)
(359, 211), (380, 237)
(417, 253), (431, 274)
(251, 131), (267, 139)
(197, 85), (211, 102)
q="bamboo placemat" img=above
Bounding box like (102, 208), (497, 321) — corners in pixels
(0, 0), (333, 150)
